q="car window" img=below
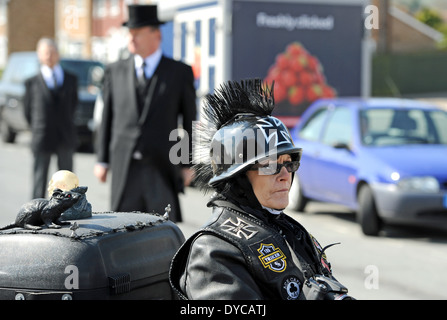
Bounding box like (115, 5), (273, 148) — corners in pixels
(2, 55), (38, 84)
(298, 107), (328, 141)
(361, 108), (447, 146)
(60, 60), (104, 87)
(429, 110), (447, 144)
(322, 106), (352, 146)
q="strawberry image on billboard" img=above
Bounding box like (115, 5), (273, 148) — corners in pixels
(264, 42), (336, 115)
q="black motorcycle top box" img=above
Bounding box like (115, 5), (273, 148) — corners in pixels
(0, 211), (185, 300)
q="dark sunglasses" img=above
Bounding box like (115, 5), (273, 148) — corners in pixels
(249, 161), (300, 175)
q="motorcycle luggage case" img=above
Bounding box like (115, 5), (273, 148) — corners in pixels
(0, 211), (185, 300)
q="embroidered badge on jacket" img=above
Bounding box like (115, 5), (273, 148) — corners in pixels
(257, 243), (287, 272)
(281, 276), (301, 300)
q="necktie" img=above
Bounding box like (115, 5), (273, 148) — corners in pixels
(52, 70), (58, 89)
(138, 62), (147, 86)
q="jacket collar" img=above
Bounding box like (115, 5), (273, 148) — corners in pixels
(134, 48), (162, 79)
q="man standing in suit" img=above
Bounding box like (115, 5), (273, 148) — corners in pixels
(94, 4), (197, 222)
(24, 38), (78, 199)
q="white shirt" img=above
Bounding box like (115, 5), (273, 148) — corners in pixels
(134, 48), (162, 80)
(262, 205), (283, 215)
(41, 64), (64, 89)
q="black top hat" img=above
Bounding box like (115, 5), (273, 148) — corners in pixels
(123, 4), (165, 28)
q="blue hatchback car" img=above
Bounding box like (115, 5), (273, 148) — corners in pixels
(288, 97), (447, 236)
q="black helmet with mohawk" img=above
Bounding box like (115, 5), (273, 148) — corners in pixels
(193, 78), (302, 194)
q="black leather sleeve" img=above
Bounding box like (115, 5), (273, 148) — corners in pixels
(179, 234), (264, 300)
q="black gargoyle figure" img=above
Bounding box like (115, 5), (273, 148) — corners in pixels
(60, 186), (92, 220)
(0, 189), (80, 231)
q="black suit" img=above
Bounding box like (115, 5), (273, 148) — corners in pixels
(24, 69), (78, 199)
(96, 55), (196, 221)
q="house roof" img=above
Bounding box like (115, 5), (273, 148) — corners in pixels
(389, 6), (444, 42)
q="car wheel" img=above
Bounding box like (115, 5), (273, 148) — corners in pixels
(288, 176), (308, 212)
(0, 120), (16, 143)
(357, 184), (382, 236)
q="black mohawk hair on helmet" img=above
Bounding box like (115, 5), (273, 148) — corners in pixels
(192, 78), (301, 192)
(202, 78), (275, 131)
(193, 79), (274, 190)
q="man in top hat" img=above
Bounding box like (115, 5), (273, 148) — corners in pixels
(94, 4), (197, 222)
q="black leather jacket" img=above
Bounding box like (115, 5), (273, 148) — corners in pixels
(169, 199), (349, 300)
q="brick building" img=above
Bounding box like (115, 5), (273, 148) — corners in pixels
(56, 0), (92, 58)
(0, 0), (55, 67)
(0, 0), (149, 68)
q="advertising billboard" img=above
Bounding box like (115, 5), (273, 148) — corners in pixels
(232, 1), (364, 120)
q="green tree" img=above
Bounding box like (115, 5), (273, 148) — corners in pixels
(415, 7), (443, 30)
(414, 6), (447, 49)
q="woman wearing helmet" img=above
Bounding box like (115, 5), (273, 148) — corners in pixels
(169, 79), (352, 300)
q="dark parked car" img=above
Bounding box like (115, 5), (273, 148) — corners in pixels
(0, 51), (104, 150)
(289, 97), (447, 236)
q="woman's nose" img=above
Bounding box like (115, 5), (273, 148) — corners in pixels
(277, 166), (291, 180)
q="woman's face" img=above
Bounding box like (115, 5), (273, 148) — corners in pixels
(246, 154), (293, 210)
